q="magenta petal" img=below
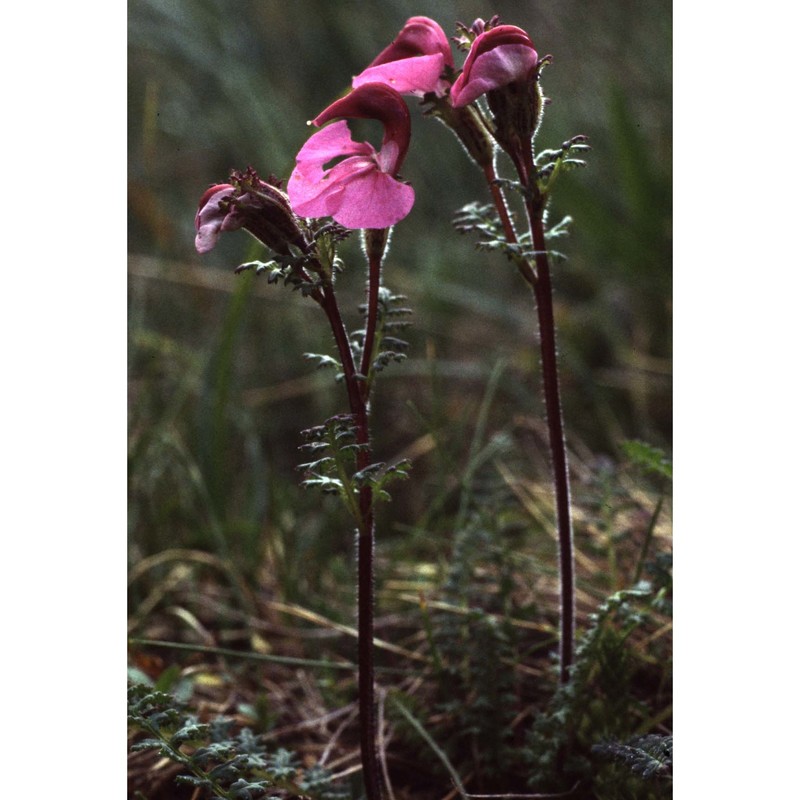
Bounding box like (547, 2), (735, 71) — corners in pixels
(293, 120), (374, 175)
(286, 166), (340, 220)
(287, 122), (378, 216)
(312, 85), (411, 174)
(288, 155), (374, 220)
(327, 168), (415, 229)
(450, 43), (539, 107)
(195, 186), (237, 254)
(288, 85), (416, 229)
(356, 16), (453, 96)
(353, 53), (446, 96)
(368, 16), (453, 68)
(289, 155), (413, 229)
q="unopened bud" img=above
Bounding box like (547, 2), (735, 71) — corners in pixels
(486, 67), (545, 161)
(229, 168), (308, 255)
(195, 167), (308, 256)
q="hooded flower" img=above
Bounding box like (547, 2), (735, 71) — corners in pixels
(352, 16), (453, 97)
(287, 83), (415, 230)
(195, 169), (306, 255)
(449, 24), (539, 108)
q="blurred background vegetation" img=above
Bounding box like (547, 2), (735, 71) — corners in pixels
(128, 0), (670, 617)
(128, 3), (671, 794)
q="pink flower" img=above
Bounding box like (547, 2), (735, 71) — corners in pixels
(195, 169), (306, 255)
(352, 16), (453, 97)
(287, 84), (415, 230)
(449, 25), (539, 108)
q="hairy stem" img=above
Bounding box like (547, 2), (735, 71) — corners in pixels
(354, 229), (388, 800)
(319, 284), (363, 426)
(360, 228), (388, 387)
(482, 162), (538, 287)
(356, 487), (381, 800)
(527, 202), (575, 685)
(483, 161), (518, 245)
(318, 258), (384, 800)
(483, 157), (574, 681)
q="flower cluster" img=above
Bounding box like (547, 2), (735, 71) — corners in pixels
(195, 14), (544, 251)
(352, 16), (539, 109)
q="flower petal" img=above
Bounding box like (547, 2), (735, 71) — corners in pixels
(353, 53), (447, 96)
(287, 121), (377, 216)
(293, 120), (374, 176)
(353, 16), (453, 97)
(289, 154), (413, 228)
(326, 167), (415, 229)
(195, 185), (237, 254)
(289, 85), (416, 229)
(288, 154), (374, 220)
(312, 85), (411, 175)
(368, 16), (453, 67)
(450, 25), (538, 108)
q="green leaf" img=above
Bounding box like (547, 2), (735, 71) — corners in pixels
(592, 734), (673, 778)
(170, 720), (210, 746)
(300, 475), (344, 494)
(234, 259), (279, 276)
(130, 737), (165, 752)
(620, 439), (672, 480)
(297, 456), (334, 473)
(175, 775), (213, 788)
(372, 351), (407, 372)
(302, 353), (341, 370)
(153, 663), (182, 692)
(545, 215), (573, 239)
(351, 462), (386, 484)
(127, 666), (154, 687)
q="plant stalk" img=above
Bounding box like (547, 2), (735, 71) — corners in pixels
(484, 147), (575, 684)
(481, 162), (538, 287)
(353, 228), (388, 800)
(319, 284), (363, 426)
(483, 149), (575, 683)
(360, 229), (387, 386)
(356, 491), (381, 800)
(483, 162), (518, 245)
(317, 246), (384, 800)
(527, 203), (575, 685)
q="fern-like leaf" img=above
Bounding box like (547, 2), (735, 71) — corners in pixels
(592, 734), (673, 779)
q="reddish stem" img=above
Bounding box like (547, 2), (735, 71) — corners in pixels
(356, 485), (380, 799)
(483, 153), (575, 684)
(317, 269), (383, 800)
(319, 284), (363, 423)
(483, 162), (518, 245)
(359, 229), (388, 387)
(482, 162), (538, 286)
(527, 201), (575, 684)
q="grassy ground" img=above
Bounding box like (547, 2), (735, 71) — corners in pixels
(128, 420), (671, 798)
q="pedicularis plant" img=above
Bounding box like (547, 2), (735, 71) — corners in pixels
(194, 14), (589, 800)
